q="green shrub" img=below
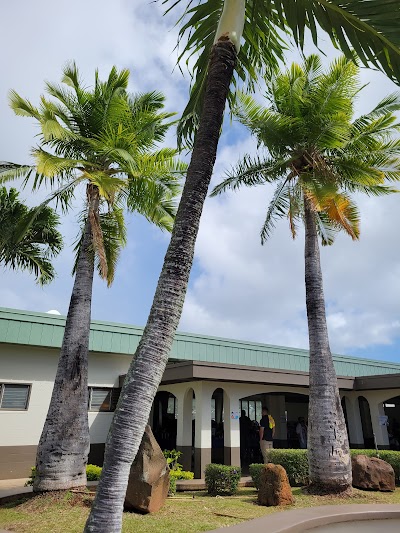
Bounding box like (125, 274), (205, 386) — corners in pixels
(205, 464), (241, 496)
(169, 469), (194, 480)
(86, 464), (102, 481)
(268, 449), (309, 486)
(25, 464), (103, 486)
(168, 476), (176, 496)
(25, 466), (37, 486)
(163, 449), (183, 471)
(254, 449), (400, 487)
(248, 464), (264, 490)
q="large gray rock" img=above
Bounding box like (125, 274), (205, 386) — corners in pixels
(124, 425), (170, 513)
(352, 454), (395, 492)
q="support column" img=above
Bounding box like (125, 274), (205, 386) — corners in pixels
(344, 396), (364, 448)
(193, 383), (212, 478)
(223, 391), (241, 467)
(369, 400), (390, 449)
(176, 389), (193, 472)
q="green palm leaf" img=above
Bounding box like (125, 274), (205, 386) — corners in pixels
(0, 187), (62, 284)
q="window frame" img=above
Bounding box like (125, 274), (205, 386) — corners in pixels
(0, 383), (31, 411)
(88, 386), (120, 412)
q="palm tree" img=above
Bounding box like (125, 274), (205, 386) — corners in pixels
(0, 186), (62, 284)
(85, 1), (400, 530)
(0, 64), (184, 491)
(211, 55), (400, 492)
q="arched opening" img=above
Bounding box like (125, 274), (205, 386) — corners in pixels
(152, 391), (177, 451)
(383, 396), (400, 450)
(239, 391), (309, 468)
(341, 396), (350, 439)
(211, 388), (224, 464)
(358, 396), (374, 448)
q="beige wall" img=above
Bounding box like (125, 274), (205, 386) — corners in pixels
(0, 344), (132, 447)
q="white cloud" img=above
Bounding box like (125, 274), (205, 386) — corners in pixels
(0, 4), (399, 360)
(179, 65), (400, 356)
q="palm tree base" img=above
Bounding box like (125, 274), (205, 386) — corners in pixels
(305, 483), (353, 496)
(33, 473), (87, 492)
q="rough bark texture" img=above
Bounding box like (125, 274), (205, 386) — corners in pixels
(304, 200), (352, 492)
(84, 38), (237, 532)
(124, 425), (170, 513)
(258, 464), (294, 506)
(352, 455), (395, 492)
(33, 185), (98, 491)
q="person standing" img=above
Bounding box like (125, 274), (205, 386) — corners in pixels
(259, 407), (275, 463)
(296, 416), (308, 449)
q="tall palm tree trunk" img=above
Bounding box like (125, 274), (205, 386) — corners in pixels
(34, 185), (99, 491)
(304, 199), (352, 492)
(84, 38), (237, 532)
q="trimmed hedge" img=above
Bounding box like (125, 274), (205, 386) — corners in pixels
(26, 464), (103, 486)
(86, 464), (102, 481)
(250, 450), (308, 488)
(168, 476), (176, 496)
(169, 469), (194, 481)
(250, 449), (400, 489)
(205, 464), (241, 495)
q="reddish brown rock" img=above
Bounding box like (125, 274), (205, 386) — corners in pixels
(352, 454), (395, 492)
(258, 463), (294, 506)
(124, 425), (170, 513)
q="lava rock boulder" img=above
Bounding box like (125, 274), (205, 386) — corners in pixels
(352, 454), (395, 492)
(258, 463), (294, 506)
(124, 425), (170, 513)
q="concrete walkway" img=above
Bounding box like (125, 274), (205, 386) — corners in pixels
(0, 478), (31, 500)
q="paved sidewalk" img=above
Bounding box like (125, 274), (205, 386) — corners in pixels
(0, 479), (31, 500)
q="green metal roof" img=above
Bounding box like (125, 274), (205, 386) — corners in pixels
(0, 307), (399, 378)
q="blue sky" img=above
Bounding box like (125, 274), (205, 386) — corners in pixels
(1, 0), (400, 363)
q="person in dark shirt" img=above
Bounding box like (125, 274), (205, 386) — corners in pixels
(240, 410), (252, 461)
(259, 407), (275, 463)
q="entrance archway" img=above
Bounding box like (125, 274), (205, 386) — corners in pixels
(383, 396), (400, 450)
(152, 391), (177, 451)
(211, 388), (224, 464)
(238, 391), (309, 468)
(341, 396), (350, 439)
(358, 396), (374, 448)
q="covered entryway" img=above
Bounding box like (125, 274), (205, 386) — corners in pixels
(152, 391), (177, 451)
(239, 391), (309, 468)
(384, 396), (400, 450)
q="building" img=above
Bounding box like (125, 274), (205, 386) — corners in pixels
(0, 307), (399, 480)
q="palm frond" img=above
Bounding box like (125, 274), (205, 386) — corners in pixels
(0, 187), (62, 284)
(273, 0), (400, 84)
(260, 178), (292, 243)
(211, 154), (289, 196)
(162, 0), (287, 145)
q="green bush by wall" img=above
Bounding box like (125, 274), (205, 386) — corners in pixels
(205, 464), (241, 495)
(169, 469), (194, 480)
(25, 464), (103, 486)
(249, 449), (400, 488)
(168, 476), (176, 496)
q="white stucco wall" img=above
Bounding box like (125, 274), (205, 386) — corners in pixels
(0, 344), (132, 447)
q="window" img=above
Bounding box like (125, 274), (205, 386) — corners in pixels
(0, 384), (30, 410)
(167, 395), (177, 417)
(240, 400), (262, 422)
(88, 387), (120, 412)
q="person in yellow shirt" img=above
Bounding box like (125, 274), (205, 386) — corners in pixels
(259, 407), (275, 463)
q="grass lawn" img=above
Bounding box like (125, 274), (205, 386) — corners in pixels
(1, 487), (400, 533)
